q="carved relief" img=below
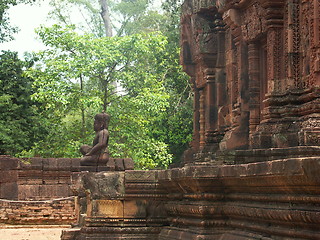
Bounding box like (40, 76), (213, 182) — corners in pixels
(181, 0), (320, 154)
(267, 28), (283, 93)
(287, 0), (301, 89)
(241, 3), (267, 42)
(300, 1), (311, 88)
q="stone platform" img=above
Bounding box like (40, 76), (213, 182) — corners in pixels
(62, 147), (320, 239)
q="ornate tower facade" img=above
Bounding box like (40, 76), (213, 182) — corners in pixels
(181, 0), (320, 164)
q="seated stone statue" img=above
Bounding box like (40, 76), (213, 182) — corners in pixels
(80, 112), (110, 167)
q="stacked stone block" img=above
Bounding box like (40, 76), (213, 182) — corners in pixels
(0, 156), (19, 200)
(0, 155), (80, 225)
(0, 198), (76, 225)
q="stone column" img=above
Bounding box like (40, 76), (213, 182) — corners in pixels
(248, 43), (261, 145)
(192, 80), (200, 151)
(312, 0), (320, 85)
(287, 0), (300, 90)
(204, 68), (217, 145)
(216, 28), (227, 134)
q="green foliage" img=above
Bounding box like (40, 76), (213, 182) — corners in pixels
(10, 0), (193, 169)
(0, 0), (19, 42)
(0, 50), (46, 155)
(24, 25), (176, 168)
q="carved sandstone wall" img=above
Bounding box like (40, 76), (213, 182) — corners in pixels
(61, 1), (320, 239)
(62, 153), (320, 239)
(180, 0), (320, 160)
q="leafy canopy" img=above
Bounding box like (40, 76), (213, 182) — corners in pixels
(25, 24), (175, 169)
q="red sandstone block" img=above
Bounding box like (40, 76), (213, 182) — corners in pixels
(114, 158), (125, 171)
(157, 169), (169, 180)
(124, 200), (147, 218)
(93, 199), (124, 218)
(283, 159), (303, 175)
(270, 160), (284, 174)
(187, 166), (219, 178)
(125, 170), (156, 183)
(18, 185), (40, 200)
(71, 158), (81, 172)
(0, 170), (18, 183)
(247, 162), (269, 176)
(40, 185), (58, 198)
(59, 171), (72, 184)
(57, 158), (72, 171)
(56, 184), (71, 197)
(0, 182), (18, 200)
(43, 158), (59, 171)
(301, 158), (320, 179)
(20, 170), (43, 184)
(20, 158), (43, 170)
(219, 166), (237, 178)
(17, 170), (28, 184)
(124, 158), (134, 170)
(80, 166), (98, 172)
(42, 171), (60, 184)
(0, 157), (19, 170)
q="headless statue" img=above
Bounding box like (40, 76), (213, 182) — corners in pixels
(80, 112), (110, 166)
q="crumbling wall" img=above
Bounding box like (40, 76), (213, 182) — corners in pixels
(0, 197), (76, 225)
(0, 155), (80, 225)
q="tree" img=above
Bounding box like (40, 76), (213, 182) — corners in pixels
(47, 0), (164, 37)
(17, 0), (193, 168)
(25, 25), (173, 168)
(0, 50), (46, 155)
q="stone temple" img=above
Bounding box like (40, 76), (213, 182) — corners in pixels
(59, 0), (320, 239)
(1, 0), (320, 239)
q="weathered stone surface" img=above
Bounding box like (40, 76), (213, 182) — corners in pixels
(180, 0), (320, 161)
(63, 170), (167, 240)
(0, 182), (18, 200)
(123, 158), (134, 170)
(81, 171), (125, 199)
(0, 156), (83, 201)
(64, 157), (320, 240)
(0, 155), (19, 170)
(0, 198), (76, 225)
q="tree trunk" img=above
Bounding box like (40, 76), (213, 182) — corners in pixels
(99, 0), (112, 37)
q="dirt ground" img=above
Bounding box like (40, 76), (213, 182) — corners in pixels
(0, 226), (71, 240)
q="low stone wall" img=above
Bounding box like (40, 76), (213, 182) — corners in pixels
(0, 197), (76, 225)
(0, 155), (81, 200)
(0, 155), (79, 226)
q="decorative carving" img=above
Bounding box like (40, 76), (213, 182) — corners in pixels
(241, 3), (267, 42)
(199, 90), (205, 148)
(181, 0), (320, 153)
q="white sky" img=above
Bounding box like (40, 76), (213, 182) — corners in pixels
(0, 1), (165, 58)
(0, 2), (53, 56)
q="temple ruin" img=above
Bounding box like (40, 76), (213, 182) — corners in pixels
(1, 0), (320, 239)
(59, 0), (320, 239)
